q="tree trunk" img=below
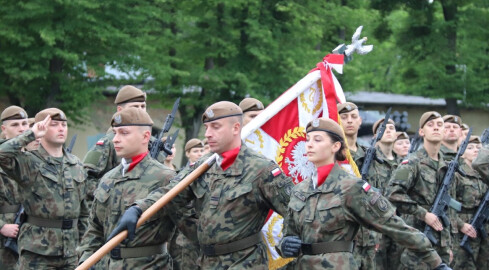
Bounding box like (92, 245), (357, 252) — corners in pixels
(47, 56), (64, 108)
(441, 0), (459, 116)
(445, 98), (460, 116)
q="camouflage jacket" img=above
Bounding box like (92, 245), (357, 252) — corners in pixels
(78, 154), (176, 269)
(0, 130), (87, 257)
(473, 145), (489, 183)
(278, 164), (442, 269)
(454, 162), (488, 229)
(386, 147), (454, 247)
(440, 144), (457, 162)
(136, 143), (293, 269)
(0, 139), (23, 249)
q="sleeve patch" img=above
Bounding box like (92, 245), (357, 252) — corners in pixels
(362, 181), (371, 192)
(401, 159), (409, 165)
(96, 140), (104, 145)
(271, 167), (281, 177)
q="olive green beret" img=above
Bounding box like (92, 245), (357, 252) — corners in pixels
(239, 98), (264, 113)
(202, 101), (243, 123)
(461, 123), (469, 130)
(28, 118), (35, 128)
(395, 131), (409, 141)
(372, 118), (395, 134)
(306, 118), (344, 140)
(185, 138), (204, 152)
(114, 85), (147, 105)
(1, 106), (28, 121)
(419, 111), (442, 128)
(468, 136), (481, 144)
(337, 102), (358, 114)
(442, 115), (462, 126)
(35, 108), (67, 123)
(111, 107), (153, 127)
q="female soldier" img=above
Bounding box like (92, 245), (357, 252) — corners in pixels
(393, 131), (411, 159)
(277, 117), (450, 270)
(453, 136), (488, 269)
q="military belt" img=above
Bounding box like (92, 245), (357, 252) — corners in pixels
(0, 204), (21, 214)
(459, 208), (476, 214)
(201, 232), (262, 256)
(110, 244), (167, 260)
(26, 216), (77, 229)
(301, 241), (355, 255)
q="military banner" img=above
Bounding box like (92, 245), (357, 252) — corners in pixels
(242, 54), (349, 269)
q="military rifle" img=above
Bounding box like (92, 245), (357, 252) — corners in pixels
(481, 127), (489, 145)
(66, 134), (77, 154)
(161, 129), (180, 159)
(409, 130), (422, 154)
(423, 128), (472, 245)
(4, 205), (24, 255)
(360, 107), (392, 182)
(150, 98), (180, 159)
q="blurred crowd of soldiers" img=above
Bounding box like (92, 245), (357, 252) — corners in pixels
(0, 84), (487, 270)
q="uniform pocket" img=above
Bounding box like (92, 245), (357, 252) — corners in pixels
(316, 196), (345, 231)
(225, 184), (253, 201)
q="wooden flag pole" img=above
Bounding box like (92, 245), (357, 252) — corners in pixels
(76, 154), (218, 270)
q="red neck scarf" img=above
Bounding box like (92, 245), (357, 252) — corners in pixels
(316, 163), (335, 187)
(220, 146), (241, 171)
(127, 151), (148, 173)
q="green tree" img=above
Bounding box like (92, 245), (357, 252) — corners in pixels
(0, 0), (166, 121)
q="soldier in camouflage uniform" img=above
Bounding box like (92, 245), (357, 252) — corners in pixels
(394, 132), (411, 159)
(386, 111), (476, 269)
(276, 117), (449, 270)
(440, 115), (462, 162)
(78, 107), (177, 269)
(110, 101), (294, 269)
(473, 144), (489, 180)
(166, 138), (203, 270)
(83, 85), (148, 208)
(239, 97), (264, 126)
(452, 136), (488, 269)
(0, 106), (29, 269)
(0, 108), (88, 269)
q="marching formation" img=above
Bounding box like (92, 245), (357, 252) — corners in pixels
(0, 84), (488, 270)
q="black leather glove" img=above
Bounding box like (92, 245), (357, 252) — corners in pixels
(107, 206), (142, 242)
(280, 236), (302, 257)
(433, 263), (452, 270)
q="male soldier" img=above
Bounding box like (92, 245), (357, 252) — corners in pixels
(0, 106), (29, 269)
(166, 138), (204, 270)
(78, 107), (176, 269)
(440, 115), (462, 162)
(83, 85), (147, 207)
(386, 112), (476, 268)
(338, 102), (379, 270)
(473, 144), (489, 180)
(110, 101), (294, 269)
(239, 97), (264, 126)
(0, 108), (87, 269)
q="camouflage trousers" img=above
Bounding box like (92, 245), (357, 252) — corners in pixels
(200, 243), (268, 269)
(452, 231), (489, 270)
(18, 250), (77, 270)
(169, 231), (200, 270)
(375, 234), (403, 270)
(353, 245), (377, 270)
(0, 247), (18, 269)
(399, 244), (450, 270)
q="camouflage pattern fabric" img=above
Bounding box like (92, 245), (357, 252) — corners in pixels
(0, 138), (23, 268)
(136, 143), (293, 269)
(440, 145), (457, 162)
(278, 164), (442, 270)
(386, 147), (453, 267)
(0, 130), (87, 268)
(78, 154), (176, 270)
(452, 162), (488, 270)
(473, 145), (489, 183)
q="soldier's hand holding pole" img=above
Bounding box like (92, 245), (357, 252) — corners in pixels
(76, 153), (218, 270)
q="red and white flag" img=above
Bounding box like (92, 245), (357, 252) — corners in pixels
(242, 54), (352, 269)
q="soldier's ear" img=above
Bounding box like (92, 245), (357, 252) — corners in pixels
(1, 125), (5, 132)
(418, 128), (425, 137)
(116, 105), (124, 112)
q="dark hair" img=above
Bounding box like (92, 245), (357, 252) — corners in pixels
(325, 132), (346, 161)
